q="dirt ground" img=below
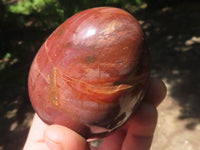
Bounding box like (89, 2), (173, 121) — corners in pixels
(0, 1), (200, 150)
(149, 2), (200, 149)
(151, 80), (200, 150)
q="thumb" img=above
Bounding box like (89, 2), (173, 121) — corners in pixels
(44, 125), (89, 150)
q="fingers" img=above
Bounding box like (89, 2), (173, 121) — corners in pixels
(121, 102), (157, 150)
(120, 78), (167, 150)
(144, 78), (167, 107)
(23, 114), (49, 150)
(94, 129), (126, 150)
(24, 114), (89, 150)
(98, 103), (157, 150)
(122, 134), (153, 150)
(44, 125), (89, 150)
(124, 102), (158, 137)
(123, 78), (166, 135)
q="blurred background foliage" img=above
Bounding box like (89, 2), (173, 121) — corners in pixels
(0, 0), (200, 149)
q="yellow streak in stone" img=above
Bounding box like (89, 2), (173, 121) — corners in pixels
(51, 67), (59, 106)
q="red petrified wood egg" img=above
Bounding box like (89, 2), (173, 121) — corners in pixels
(28, 7), (149, 140)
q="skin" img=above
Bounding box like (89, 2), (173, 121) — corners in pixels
(23, 78), (167, 150)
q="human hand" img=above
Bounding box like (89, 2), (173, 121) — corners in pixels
(23, 78), (166, 150)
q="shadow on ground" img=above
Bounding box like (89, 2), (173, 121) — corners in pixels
(0, 1), (199, 149)
(138, 1), (200, 129)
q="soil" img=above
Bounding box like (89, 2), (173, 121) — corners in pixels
(152, 81), (200, 150)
